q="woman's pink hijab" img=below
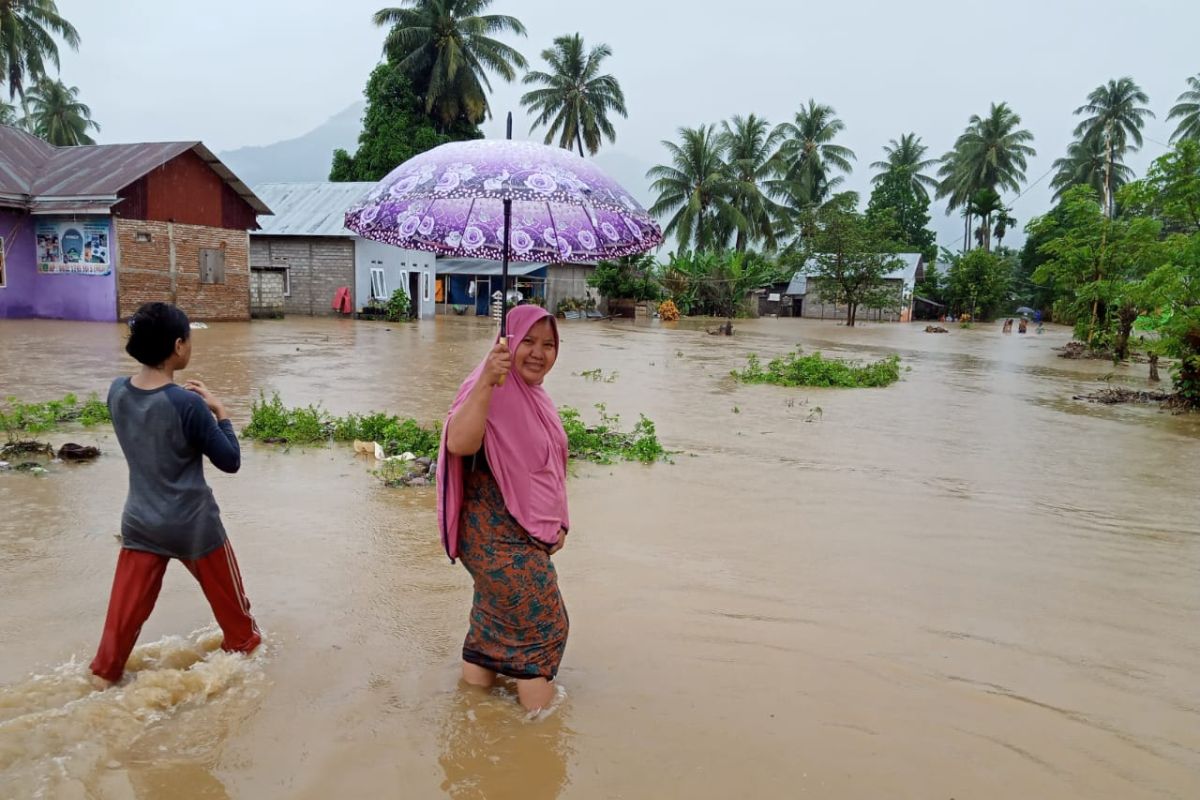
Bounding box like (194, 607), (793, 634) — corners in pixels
(436, 305), (570, 561)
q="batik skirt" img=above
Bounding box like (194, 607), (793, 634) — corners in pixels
(457, 470), (568, 680)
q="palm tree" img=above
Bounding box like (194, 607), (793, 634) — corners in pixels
(373, 0), (526, 130)
(965, 189), (1004, 252)
(0, 97), (19, 125)
(1050, 135), (1134, 203)
(1073, 77), (1154, 217)
(520, 33), (626, 157)
(992, 208), (1017, 249)
(718, 114), (781, 252)
(772, 100), (855, 208)
(0, 0), (80, 101)
(870, 133), (938, 201)
(936, 102), (1035, 250)
(647, 124), (745, 252)
(1168, 73), (1200, 143)
(25, 78), (97, 145)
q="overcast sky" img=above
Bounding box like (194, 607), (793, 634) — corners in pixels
(56, 0), (1198, 248)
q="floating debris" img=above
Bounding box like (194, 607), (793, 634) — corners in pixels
(924, 325), (949, 334)
(57, 443), (101, 461)
(1073, 387), (1175, 405)
(1, 440), (54, 459)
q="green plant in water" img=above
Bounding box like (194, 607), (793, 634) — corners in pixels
(1, 393), (111, 440)
(576, 368), (618, 383)
(733, 350), (902, 388)
(385, 288), (412, 322)
(558, 404), (668, 465)
(245, 393), (441, 457)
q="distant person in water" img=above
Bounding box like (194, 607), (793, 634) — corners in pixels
(90, 303), (260, 689)
(1019, 318), (1028, 334)
(437, 305), (570, 713)
(1003, 319), (1014, 334)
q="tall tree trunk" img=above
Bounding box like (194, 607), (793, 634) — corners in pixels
(575, 124), (585, 158)
(963, 213), (970, 252)
(1149, 352), (1160, 382)
(1104, 136), (1114, 220)
(846, 302), (857, 327)
(1113, 305), (1138, 361)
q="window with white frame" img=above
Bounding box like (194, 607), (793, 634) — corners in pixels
(422, 269), (431, 302)
(370, 267), (387, 300)
(283, 268), (291, 297)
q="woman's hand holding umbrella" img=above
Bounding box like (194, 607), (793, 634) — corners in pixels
(482, 342), (512, 386)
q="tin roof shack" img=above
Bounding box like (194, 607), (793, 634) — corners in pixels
(0, 125), (268, 322)
(786, 253), (926, 323)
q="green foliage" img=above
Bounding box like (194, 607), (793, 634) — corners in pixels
(1, 393), (110, 439)
(0, 0), (80, 101)
(1168, 73), (1200, 144)
(385, 287), (412, 321)
(588, 254), (661, 302)
(866, 168), (937, 261)
(24, 77), (98, 146)
(576, 368), (618, 383)
(1120, 140), (1200, 235)
(521, 33), (627, 156)
(648, 124), (745, 251)
(330, 64), (477, 182)
(937, 102), (1036, 217)
(659, 249), (778, 318)
(797, 196), (903, 326)
(943, 249), (1014, 321)
(558, 404), (667, 464)
(244, 392), (442, 457)
(733, 350), (902, 388)
(374, 0), (528, 129)
(1030, 186), (1162, 349)
(772, 100), (856, 209)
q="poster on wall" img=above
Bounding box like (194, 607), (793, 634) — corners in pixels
(36, 219), (111, 276)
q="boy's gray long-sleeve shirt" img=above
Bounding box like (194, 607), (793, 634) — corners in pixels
(108, 378), (240, 559)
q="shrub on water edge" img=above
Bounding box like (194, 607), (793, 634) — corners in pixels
(386, 288), (412, 322)
(733, 350), (902, 388)
(558, 404), (668, 465)
(244, 394), (670, 467)
(1, 393), (111, 437)
(244, 393), (441, 458)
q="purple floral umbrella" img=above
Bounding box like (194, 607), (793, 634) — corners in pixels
(345, 130), (662, 336)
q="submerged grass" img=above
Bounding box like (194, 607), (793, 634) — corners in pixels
(242, 393), (441, 459)
(1, 393), (111, 438)
(733, 350), (902, 388)
(245, 393), (670, 466)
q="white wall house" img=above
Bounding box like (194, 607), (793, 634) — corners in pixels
(252, 182), (435, 319)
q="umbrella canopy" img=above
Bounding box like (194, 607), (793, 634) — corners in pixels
(344, 140), (662, 263)
(1015, 306), (1036, 315)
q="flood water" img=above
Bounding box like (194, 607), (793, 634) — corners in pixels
(1, 315), (1198, 799)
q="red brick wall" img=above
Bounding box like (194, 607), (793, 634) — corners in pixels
(115, 218), (250, 321)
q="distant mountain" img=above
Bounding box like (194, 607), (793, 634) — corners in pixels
(220, 102), (364, 186)
(220, 103), (659, 218)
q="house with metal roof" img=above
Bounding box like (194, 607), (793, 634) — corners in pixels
(781, 252), (926, 322)
(0, 124), (269, 322)
(251, 182), (436, 319)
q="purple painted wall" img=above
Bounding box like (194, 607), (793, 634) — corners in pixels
(0, 209), (117, 321)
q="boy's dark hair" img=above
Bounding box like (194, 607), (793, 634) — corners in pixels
(126, 303), (190, 366)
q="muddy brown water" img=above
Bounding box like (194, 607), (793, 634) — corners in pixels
(1, 316), (1198, 799)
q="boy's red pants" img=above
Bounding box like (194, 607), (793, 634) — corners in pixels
(90, 541), (261, 682)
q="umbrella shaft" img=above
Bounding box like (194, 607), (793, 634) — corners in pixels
(500, 198), (512, 338)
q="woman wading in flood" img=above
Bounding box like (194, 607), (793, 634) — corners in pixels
(437, 305), (570, 712)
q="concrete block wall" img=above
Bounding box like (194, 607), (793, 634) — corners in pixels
(250, 235), (355, 316)
(115, 218), (250, 320)
(251, 269), (286, 317)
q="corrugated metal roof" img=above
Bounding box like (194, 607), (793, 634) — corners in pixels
(787, 253), (924, 294)
(252, 182), (376, 237)
(437, 258), (546, 277)
(0, 124), (270, 214)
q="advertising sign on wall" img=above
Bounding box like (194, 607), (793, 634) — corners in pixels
(37, 219), (111, 276)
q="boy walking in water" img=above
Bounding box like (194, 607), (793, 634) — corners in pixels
(91, 302), (260, 688)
